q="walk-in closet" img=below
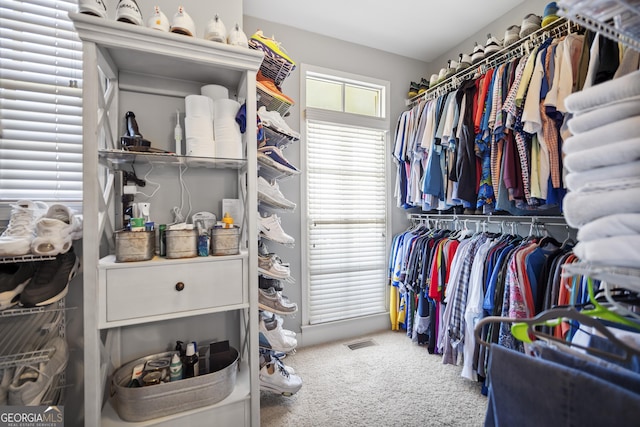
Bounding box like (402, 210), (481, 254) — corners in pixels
(0, 0), (638, 425)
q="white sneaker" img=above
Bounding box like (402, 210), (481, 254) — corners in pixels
(78, 0), (107, 18)
(259, 318), (297, 353)
(147, 5), (169, 32)
(227, 23), (248, 48)
(115, 0), (143, 25)
(0, 200), (48, 257)
(262, 312), (297, 338)
(260, 359), (302, 395)
(260, 352), (295, 374)
(31, 204), (82, 256)
(8, 337), (68, 406)
(258, 106), (300, 140)
(259, 287), (298, 315)
(258, 177), (296, 210)
(259, 254), (291, 280)
(204, 14), (227, 43)
(170, 6), (196, 37)
(258, 214), (295, 245)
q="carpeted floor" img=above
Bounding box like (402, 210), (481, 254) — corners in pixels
(261, 329), (488, 427)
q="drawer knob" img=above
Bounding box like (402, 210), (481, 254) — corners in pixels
(175, 282), (185, 291)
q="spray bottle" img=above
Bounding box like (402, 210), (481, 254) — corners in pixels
(174, 110), (183, 155)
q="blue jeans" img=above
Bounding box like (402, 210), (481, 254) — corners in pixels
(485, 344), (640, 426)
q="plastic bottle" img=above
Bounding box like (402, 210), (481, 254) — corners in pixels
(169, 353), (183, 382)
(174, 110), (183, 155)
(183, 342), (199, 378)
(222, 212), (233, 229)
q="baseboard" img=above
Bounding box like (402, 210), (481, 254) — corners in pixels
(298, 312), (390, 348)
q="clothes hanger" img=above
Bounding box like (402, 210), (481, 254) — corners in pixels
(579, 277), (640, 331)
(474, 307), (640, 362)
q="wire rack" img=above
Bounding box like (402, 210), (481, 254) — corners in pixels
(249, 39), (296, 87)
(257, 86), (293, 117)
(559, 0), (640, 51)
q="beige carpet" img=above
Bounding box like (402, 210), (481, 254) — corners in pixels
(261, 330), (488, 427)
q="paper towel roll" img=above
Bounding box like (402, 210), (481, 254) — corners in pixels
(185, 95), (213, 119)
(201, 84), (229, 101)
(213, 99), (242, 159)
(185, 116), (215, 157)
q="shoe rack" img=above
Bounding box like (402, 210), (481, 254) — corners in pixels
(0, 255), (67, 407)
(70, 12), (263, 426)
(249, 34), (302, 394)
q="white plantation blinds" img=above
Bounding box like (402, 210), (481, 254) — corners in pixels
(0, 0), (83, 202)
(306, 120), (388, 324)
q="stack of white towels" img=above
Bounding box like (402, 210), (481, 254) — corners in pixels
(562, 69), (640, 269)
(184, 84), (243, 159)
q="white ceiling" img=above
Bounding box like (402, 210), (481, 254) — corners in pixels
(243, 0), (525, 62)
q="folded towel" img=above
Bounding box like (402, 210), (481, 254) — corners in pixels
(565, 161), (640, 191)
(573, 235), (640, 269)
(563, 116), (640, 154)
(568, 98), (640, 135)
(577, 213), (640, 242)
(564, 68), (640, 113)
(563, 180), (640, 228)
(563, 137), (640, 173)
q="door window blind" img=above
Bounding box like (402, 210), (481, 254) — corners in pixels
(0, 0), (83, 203)
(307, 120), (387, 324)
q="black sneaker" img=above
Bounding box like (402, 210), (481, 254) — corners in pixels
(259, 276), (283, 292)
(20, 249), (80, 307)
(0, 262), (35, 310)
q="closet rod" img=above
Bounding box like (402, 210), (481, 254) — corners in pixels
(406, 17), (581, 106)
(407, 213), (569, 228)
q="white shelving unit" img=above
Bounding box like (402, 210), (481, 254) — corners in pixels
(70, 12), (263, 426)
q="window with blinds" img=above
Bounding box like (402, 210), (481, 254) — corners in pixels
(303, 67), (389, 325)
(0, 0), (83, 204)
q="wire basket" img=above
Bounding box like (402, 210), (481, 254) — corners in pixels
(257, 86), (293, 117)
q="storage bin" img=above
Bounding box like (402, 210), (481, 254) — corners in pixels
(115, 230), (155, 262)
(210, 227), (241, 255)
(111, 347), (239, 422)
(165, 229), (197, 258)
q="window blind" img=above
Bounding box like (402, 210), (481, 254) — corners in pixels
(307, 120), (387, 324)
(0, 0), (83, 203)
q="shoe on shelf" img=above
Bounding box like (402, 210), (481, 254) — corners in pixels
(407, 81), (420, 98)
(228, 23), (249, 48)
(204, 14), (227, 43)
(147, 5), (170, 32)
(257, 146), (300, 176)
(0, 262), (36, 311)
(78, 0), (107, 18)
(520, 13), (542, 38)
(261, 311), (296, 338)
(249, 30), (296, 68)
(257, 72), (296, 106)
(20, 249), (80, 308)
(258, 214), (295, 245)
(170, 5), (196, 36)
(31, 204), (82, 256)
(258, 177), (297, 211)
(259, 358), (302, 396)
(259, 317), (298, 353)
(8, 337), (68, 406)
(504, 25), (521, 47)
(259, 275), (283, 292)
(458, 53), (472, 70)
(0, 200), (48, 257)
(115, 0), (143, 26)
(258, 106), (300, 139)
(471, 43), (485, 64)
(259, 254), (291, 280)
(0, 367), (13, 405)
(259, 352), (295, 375)
(259, 287), (298, 315)
(418, 78), (430, 94)
(484, 34), (502, 56)
(429, 73), (439, 87)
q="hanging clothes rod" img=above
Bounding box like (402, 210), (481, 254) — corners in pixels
(406, 17), (582, 106)
(407, 213), (569, 228)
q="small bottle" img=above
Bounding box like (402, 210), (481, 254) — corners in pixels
(183, 342), (199, 378)
(159, 224), (167, 256)
(174, 110), (183, 155)
(169, 353), (183, 382)
(222, 212), (233, 229)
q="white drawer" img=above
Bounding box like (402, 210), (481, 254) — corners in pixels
(105, 259), (245, 323)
